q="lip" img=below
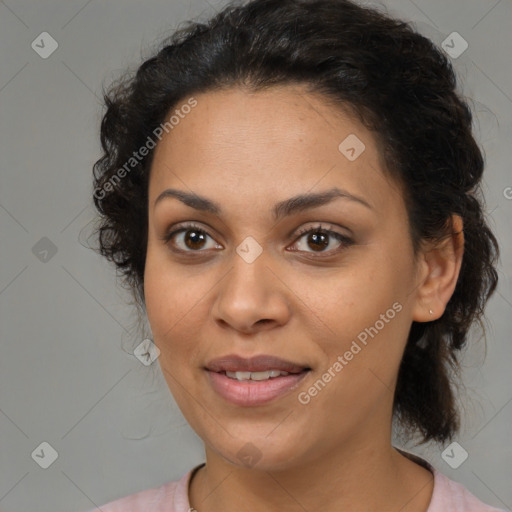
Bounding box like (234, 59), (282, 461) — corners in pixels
(206, 369), (310, 406)
(205, 354), (310, 373)
(205, 354), (311, 406)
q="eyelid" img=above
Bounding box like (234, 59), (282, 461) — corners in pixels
(160, 222), (222, 253)
(287, 223), (353, 254)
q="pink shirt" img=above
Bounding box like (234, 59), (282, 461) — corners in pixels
(89, 454), (507, 512)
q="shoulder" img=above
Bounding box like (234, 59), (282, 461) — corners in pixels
(86, 463), (203, 512)
(91, 480), (178, 512)
(429, 466), (507, 512)
(396, 448), (507, 512)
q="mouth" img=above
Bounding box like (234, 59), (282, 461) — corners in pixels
(205, 354), (311, 374)
(205, 354), (311, 406)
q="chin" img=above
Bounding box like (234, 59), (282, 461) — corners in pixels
(209, 431), (307, 472)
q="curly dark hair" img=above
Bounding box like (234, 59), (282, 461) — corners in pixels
(92, 0), (499, 445)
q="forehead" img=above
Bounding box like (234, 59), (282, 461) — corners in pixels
(148, 85), (402, 216)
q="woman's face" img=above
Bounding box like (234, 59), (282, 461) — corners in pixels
(144, 85), (428, 470)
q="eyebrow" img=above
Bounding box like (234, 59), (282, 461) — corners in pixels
(153, 186), (373, 221)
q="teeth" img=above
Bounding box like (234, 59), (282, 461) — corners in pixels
(225, 370), (290, 381)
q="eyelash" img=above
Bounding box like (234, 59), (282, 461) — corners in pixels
(161, 222), (354, 258)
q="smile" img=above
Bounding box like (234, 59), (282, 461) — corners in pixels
(225, 370), (290, 381)
(206, 368), (310, 406)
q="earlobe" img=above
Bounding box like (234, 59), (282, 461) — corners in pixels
(412, 215), (464, 322)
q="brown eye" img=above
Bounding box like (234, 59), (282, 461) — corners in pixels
(162, 223), (222, 253)
(290, 224), (354, 255)
(183, 229), (207, 250)
(304, 231), (329, 252)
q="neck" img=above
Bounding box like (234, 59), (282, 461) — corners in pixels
(188, 439), (434, 512)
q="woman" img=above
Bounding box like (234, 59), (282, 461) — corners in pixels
(90, 0), (504, 510)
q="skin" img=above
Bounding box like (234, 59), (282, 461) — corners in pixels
(144, 85), (464, 512)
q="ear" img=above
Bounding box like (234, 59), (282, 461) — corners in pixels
(412, 215), (464, 322)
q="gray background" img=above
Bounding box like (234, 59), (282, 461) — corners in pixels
(0, 0), (511, 511)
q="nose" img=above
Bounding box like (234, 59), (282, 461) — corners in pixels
(211, 248), (291, 334)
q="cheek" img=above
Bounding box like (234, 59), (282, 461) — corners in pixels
(143, 248), (222, 374)
(299, 303), (409, 432)
(143, 251), (193, 351)
(143, 259), (207, 409)
(310, 262), (412, 387)
(316, 265), (401, 331)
